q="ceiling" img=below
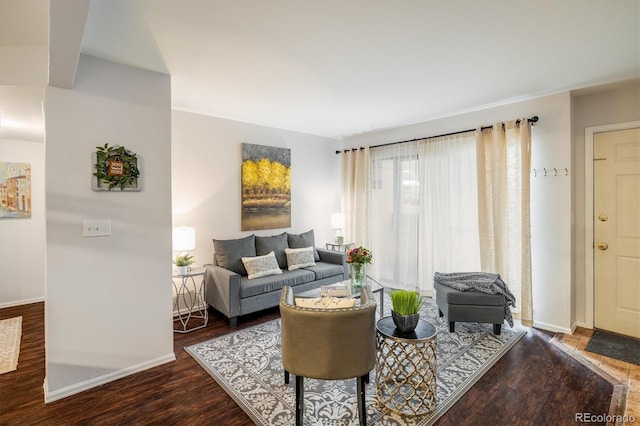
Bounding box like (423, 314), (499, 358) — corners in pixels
(3, 0), (640, 140)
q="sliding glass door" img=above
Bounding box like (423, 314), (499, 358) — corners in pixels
(369, 143), (419, 289)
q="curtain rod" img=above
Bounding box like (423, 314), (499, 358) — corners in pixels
(335, 115), (539, 154)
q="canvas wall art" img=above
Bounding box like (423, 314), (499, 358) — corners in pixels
(0, 162), (31, 219)
(241, 143), (291, 231)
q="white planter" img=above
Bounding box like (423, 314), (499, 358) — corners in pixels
(176, 265), (189, 275)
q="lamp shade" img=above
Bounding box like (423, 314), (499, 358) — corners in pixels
(330, 212), (345, 230)
(173, 226), (195, 251)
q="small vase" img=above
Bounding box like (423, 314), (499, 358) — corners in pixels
(391, 310), (420, 333)
(350, 263), (366, 288)
(176, 265), (189, 275)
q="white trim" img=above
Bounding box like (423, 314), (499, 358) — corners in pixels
(0, 297), (45, 309)
(43, 353), (176, 403)
(532, 320), (573, 335)
(584, 121), (640, 330)
(574, 321), (588, 329)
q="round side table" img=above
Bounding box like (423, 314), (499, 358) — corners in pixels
(375, 316), (437, 416)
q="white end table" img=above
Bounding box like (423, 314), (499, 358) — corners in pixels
(325, 242), (354, 252)
(172, 268), (208, 333)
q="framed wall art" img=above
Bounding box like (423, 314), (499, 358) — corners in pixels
(0, 162), (31, 219)
(92, 143), (141, 191)
(241, 143), (291, 231)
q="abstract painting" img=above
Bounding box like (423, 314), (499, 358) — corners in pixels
(0, 162), (31, 219)
(241, 143), (291, 231)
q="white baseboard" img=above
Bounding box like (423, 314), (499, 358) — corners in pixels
(43, 353), (176, 403)
(532, 320), (573, 335)
(0, 296), (45, 309)
(574, 321), (590, 329)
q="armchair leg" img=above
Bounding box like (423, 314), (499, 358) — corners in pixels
(449, 321), (455, 332)
(493, 324), (502, 335)
(438, 309), (444, 317)
(284, 370), (290, 384)
(356, 375), (367, 426)
(295, 376), (304, 426)
(229, 317), (238, 327)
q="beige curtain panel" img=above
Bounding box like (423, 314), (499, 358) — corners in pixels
(476, 120), (532, 326)
(341, 147), (370, 247)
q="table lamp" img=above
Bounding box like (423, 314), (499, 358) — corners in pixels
(330, 212), (345, 244)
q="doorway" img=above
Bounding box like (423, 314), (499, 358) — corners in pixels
(585, 122), (640, 338)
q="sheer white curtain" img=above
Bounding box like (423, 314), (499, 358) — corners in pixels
(341, 148), (370, 247)
(418, 132), (481, 294)
(476, 120), (532, 325)
(368, 142), (419, 289)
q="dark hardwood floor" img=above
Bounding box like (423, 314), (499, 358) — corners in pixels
(1, 302), (618, 425)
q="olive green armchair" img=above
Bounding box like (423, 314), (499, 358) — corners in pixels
(279, 285), (377, 426)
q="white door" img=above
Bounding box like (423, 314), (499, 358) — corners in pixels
(593, 127), (640, 339)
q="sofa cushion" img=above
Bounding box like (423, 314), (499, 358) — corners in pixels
(435, 282), (505, 306)
(255, 232), (289, 269)
(242, 251), (283, 280)
(213, 234), (256, 276)
(287, 229), (320, 261)
(304, 262), (345, 280)
(295, 297), (356, 309)
(285, 246), (316, 270)
(240, 269), (315, 299)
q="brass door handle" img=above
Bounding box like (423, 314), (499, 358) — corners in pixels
(597, 243), (609, 251)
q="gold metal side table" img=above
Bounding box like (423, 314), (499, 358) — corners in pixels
(375, 317), (437, 416)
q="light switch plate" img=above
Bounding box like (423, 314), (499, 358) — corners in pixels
(83, 220), (111, 237)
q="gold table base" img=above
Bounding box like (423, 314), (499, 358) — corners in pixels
(375, 319), (437, 416)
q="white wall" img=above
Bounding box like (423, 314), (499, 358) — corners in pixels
(171, 110), (342, 267)
(0, 46), (48, 307)
(571, 79), (640, 327)
(44, 55), (174, 401)
(344, 93), (573, 333)
(0, 136), (45, 307)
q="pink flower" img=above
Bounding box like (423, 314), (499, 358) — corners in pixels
(347, 246), (372, 264)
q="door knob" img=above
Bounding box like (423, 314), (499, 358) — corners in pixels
(598, 214), (608, 222)
(597, 242), (609, 251)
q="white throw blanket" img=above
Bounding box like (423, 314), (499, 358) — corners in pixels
(434, 272), (517, 327)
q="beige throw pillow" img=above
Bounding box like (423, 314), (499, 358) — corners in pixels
(241, 251), (283, 279)
(285, 246), (316, 270)
(295, 297), (356, 309)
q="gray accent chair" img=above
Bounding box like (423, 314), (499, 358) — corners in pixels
(279, 285), (377, 426)
(435, 281), (505, 335)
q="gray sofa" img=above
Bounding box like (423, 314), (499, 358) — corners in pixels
(206, 230), (348, 326)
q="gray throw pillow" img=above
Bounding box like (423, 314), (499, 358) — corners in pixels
(256, 232), (289, 269)
(287, 229), (320, 261)
(213, 234), (256, 275)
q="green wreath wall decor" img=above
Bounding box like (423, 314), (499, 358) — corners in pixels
(92, 143), (140, 191)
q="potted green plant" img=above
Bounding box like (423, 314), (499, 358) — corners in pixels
(390, 289), (425, 333)
(173, 254), (194, 275)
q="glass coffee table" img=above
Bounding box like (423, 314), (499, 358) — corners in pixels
(295, 276), (385, 317)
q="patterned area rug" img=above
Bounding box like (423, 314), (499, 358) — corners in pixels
(0, 316), (22, 375)
(186, 300), (525, 425)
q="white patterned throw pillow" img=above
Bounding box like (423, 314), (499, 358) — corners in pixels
(285, 246), (316, 270)
(241, 251), (283, 279)
(295, 297), (356, 309)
